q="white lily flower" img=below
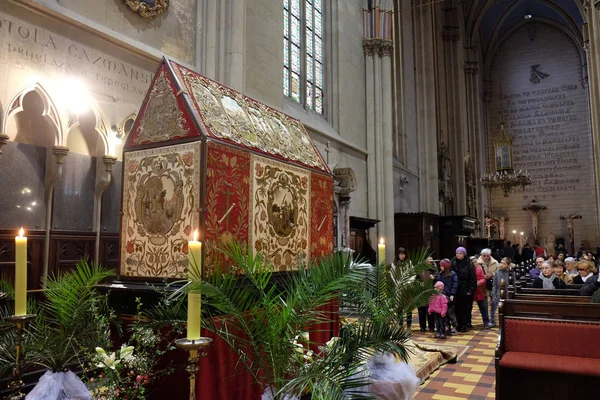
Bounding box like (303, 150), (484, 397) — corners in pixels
(325, 337), (339, 350)
(120, 345), (135, 361)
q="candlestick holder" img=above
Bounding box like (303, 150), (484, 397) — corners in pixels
(175, 337), (213, 400)
(6, 314), (36, 399)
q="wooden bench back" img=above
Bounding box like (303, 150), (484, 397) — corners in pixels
(512, 294), (591, 303)
(501, 299), (600, 321)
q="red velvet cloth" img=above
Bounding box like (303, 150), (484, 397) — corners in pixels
(196, 327), (263, 400)
(499, 352), (600, 377)
(504, 319), (600, 358)
(195, 301), (339, 400)
(309, 300), (340, 351)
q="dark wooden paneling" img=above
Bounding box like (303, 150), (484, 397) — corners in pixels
(0, 229), (44, 290)
(100, 233), (120, 271)
(0, 230), (119, 289)
(394, 213), (440, 258)
(49, 231), (96, 276)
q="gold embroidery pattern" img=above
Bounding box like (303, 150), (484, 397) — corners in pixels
(121, 142), (200, 278)
(177, 66), (327, 171)
(250, 155), (310, 271)
(134, 71), (189, 145)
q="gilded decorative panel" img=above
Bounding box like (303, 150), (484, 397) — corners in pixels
(205, 142), (250, 273)
(310, 173), (334, 260)
(120, 142), (200, 278)
(173, 63), (328, 173)
(132, 69), (191, 146)
(249, 155), (310, 271)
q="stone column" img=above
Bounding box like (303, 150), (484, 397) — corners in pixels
(43, 146), (69, 286)
(363, 41), (378, 225)
(93, 156), (117, 265)
(442, 25), (467, 215)
(464, 59), (482, 220)
(381, 41), (396, 263)
(374, 47), (385, 242)
(340, 197), (351, 250)
(413, 0), (439, 214)
(584, 2), (600, 241)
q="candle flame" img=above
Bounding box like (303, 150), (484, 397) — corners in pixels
(379, 237), (384, 245)
(193, 229), (198, 242)
(19, 227), (24, 237)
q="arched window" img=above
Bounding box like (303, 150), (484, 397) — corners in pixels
(283, 0), (324, 114)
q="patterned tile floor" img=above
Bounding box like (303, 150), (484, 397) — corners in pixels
(412, 309), (497, 399)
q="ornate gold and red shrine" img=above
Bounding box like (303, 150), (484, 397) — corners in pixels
(119, 58), (334, 279)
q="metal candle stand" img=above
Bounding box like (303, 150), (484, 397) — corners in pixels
(6, 314), (36, 400)
(175, 337), (213, 400)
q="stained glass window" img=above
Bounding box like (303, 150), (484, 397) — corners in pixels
(283, 0), (324, 114)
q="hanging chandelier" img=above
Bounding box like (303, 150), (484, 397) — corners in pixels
(481, 124), (532, 197)
(481, 169), (532, 197)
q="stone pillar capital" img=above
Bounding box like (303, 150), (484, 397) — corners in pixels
(52, 146), (69, 164)
(363, 39), (377, 57)
(379, 40), (394, 57)
(363, 39), (394, 57)
(102, 155), (118, 172)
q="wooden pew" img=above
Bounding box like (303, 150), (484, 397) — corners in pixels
(507, 270), (587, 300)
(495, 281), (600, 399)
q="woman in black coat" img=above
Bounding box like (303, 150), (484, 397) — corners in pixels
(532, 260), (567, 289)
(451, 247), (477, 332)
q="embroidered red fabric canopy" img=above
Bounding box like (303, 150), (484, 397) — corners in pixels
(120, 57), (334, 280)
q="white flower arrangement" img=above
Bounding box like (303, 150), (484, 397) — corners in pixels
(95, 345), (135, 370)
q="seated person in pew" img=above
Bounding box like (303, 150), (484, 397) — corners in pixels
(553, 260), (573, 285)
(529, 256), (544, 280)
(573, 260), (597, 285)
(565, 257), (577, 276)
(532, 260), (567, 289)
(580, 273), (600, 299)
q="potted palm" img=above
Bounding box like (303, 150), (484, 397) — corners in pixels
(146, 243), (435, 399)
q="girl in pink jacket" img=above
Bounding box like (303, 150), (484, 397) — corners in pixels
(428, 281), (449, 338)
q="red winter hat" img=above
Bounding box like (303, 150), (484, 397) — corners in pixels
(440, 258), (452, 269)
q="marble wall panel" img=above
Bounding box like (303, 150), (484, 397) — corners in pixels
(0, 142), (46, 230)
(53, 153), (96, 231)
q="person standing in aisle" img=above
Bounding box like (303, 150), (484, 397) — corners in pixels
(451, 247), (476, 332)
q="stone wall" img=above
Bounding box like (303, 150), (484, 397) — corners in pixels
(55, 0), (197, 64)
(487, 22), (596, 248)
(0, 1), (155, 134)
(245, 0), (283, 109)
(245, 0), (370, 220)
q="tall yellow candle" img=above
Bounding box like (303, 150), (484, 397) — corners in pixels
(378, 237), (386, 265)
(187, 230), (202, 281)
(187, 291), (201, 340)
(187, 230), (202, 340)
(15, 228), (27, 316)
